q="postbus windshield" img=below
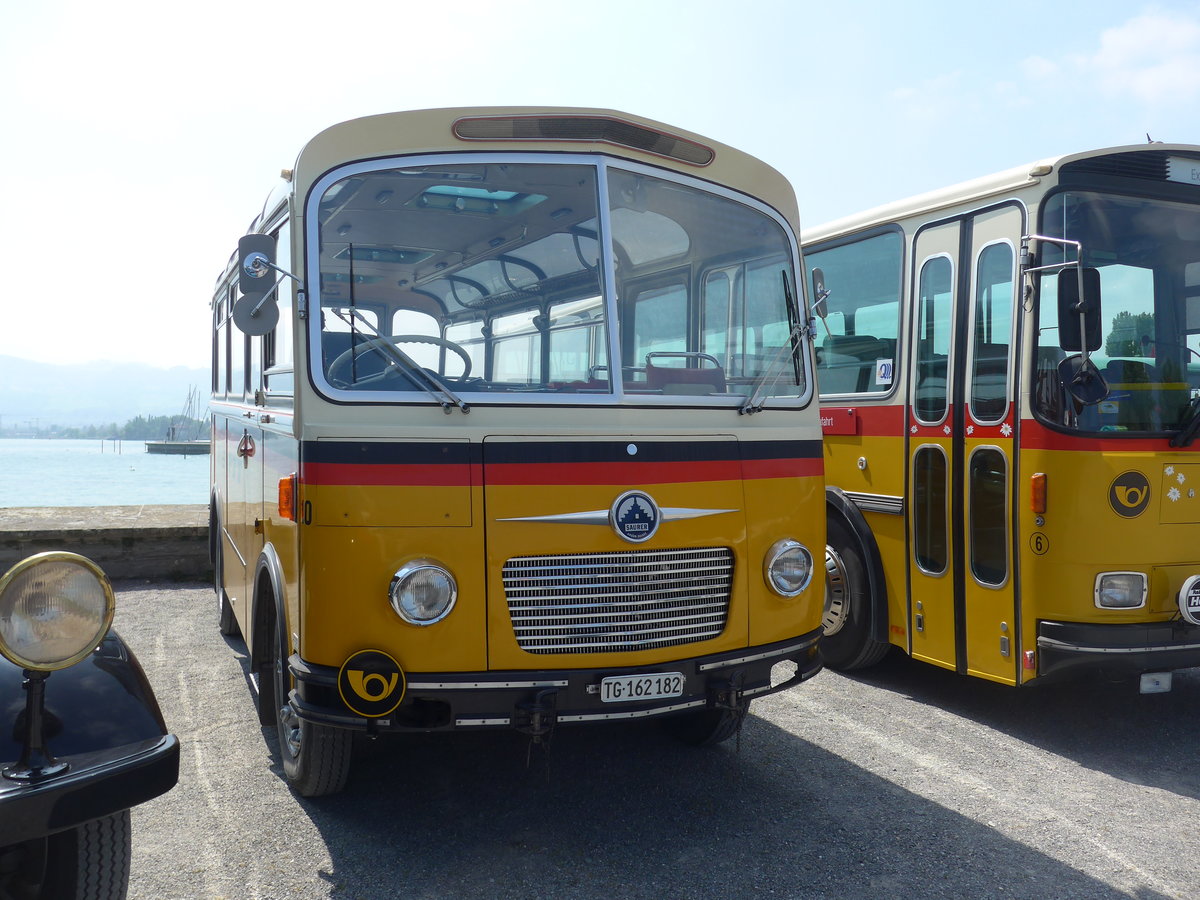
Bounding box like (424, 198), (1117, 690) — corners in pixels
(1034, 190), (1200, 433)
(308, 156), (805, 405)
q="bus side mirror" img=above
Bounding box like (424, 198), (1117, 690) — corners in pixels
(1058, 267), (1102, 352)
(239, 234), (277, 295)
(233, 234), (280, 336)
(811, 267), (829, 320)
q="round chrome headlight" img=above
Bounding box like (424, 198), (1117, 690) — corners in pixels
(0, 552), (115, 671)
(764, 539), (815, 597)
(388, 560), (457, 625)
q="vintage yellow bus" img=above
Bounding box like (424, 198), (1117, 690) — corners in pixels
(805, 143), (1200, 690)
(210, 108), (825, 795)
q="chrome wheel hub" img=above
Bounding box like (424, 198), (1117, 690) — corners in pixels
(823, 546), (849, 636)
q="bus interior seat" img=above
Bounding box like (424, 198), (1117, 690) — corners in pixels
(644, 360), (726, 395)
(1104, 358), (1157, 384)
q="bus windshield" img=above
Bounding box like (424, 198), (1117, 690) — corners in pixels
(310, 157), (804, 405)
(1034, 190), (1200, 433)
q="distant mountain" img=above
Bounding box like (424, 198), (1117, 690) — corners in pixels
(0, 356), (210, 431)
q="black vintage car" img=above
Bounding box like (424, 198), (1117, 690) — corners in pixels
(0, 552), (179, 899)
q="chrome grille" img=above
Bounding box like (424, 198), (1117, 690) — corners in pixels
(503, 547), (733, 654)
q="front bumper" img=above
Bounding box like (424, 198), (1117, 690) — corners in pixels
(1037, 620), (1200, 682)
(0, 735), (180, 846)
(290, 631), (822, 734)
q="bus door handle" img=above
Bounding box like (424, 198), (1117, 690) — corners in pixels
(236, 431), (256, 468)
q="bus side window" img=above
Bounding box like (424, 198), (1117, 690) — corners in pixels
(969, 242), (1014, 423)
(915, 256), (953, 423)
(250, 334), (263, 400)
(265, 221), (294, 394)
(231, 306), (247, 401)
(214, 289), (230, 398)
(804, 230), (903, 396)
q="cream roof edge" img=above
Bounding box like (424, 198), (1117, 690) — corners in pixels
(283, 106), (800, 230)
(802, 141), (1200, 245)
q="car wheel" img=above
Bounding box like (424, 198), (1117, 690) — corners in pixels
(0, 810), (132, 900)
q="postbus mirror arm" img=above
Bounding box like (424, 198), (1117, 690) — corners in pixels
(243, 252), (303, 289)
(1021, 234), (1095, 369)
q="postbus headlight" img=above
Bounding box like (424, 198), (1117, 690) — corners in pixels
(1095, 572), (1147, 609)
(764, 539), (815, 597)
(0, 552), (115, 671)
(389, 560), (457, 625)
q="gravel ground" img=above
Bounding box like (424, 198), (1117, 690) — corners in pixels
(114, 581), (1200, 900)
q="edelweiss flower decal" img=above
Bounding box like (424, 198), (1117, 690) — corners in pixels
(1001, 422), (1013, 437)
(1169, 486), (1182, 502)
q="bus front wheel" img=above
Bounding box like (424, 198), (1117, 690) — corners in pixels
(272, 606), (352, 797)
(821, 517), (890, 670)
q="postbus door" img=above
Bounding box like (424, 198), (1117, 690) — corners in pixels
(907, 207), (1021, 684)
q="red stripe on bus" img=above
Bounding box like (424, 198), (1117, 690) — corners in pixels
(1018, 419), (1190, 452)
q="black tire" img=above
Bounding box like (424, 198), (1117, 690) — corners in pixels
(663, 698), (749, 747)
(0, 810), (132, 900)
(821, 516), (890, 670)
(272, 602), (353, 797)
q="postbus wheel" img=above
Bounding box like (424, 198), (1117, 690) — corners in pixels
(272, 603), (353, 797)
(821, 517), (890, 670)
(662, 698), (749, 747)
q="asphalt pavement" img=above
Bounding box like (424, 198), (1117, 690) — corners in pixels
(113, 581), (1200, 900)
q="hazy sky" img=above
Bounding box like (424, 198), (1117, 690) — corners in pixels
(3, 0), (1199, 370)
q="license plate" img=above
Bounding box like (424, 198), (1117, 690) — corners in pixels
(600, 672), (685, 703)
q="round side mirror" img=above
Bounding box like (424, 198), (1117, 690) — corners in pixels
(1058, 354), (1109, 406)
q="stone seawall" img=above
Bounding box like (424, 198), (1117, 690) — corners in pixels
(0, 505), (210, 581)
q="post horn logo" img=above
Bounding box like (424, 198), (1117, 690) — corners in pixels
(338, 649), (406, 718)
(1109, 471), (1151, 518)
(610, 490), (661, 543)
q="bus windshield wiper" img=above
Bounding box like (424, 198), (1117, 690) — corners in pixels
(332, 310), (469, 414)
(740, 270), (809, 415)
(1170, 396), (1200, 447)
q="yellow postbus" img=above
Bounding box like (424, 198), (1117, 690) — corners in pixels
(209, 108), (825, 795)
(805, 144), (1200, 690)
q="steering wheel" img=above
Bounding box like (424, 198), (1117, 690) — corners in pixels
(328, 334), (472, 386)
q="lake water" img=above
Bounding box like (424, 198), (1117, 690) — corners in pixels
(0, 439), (210, 507)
